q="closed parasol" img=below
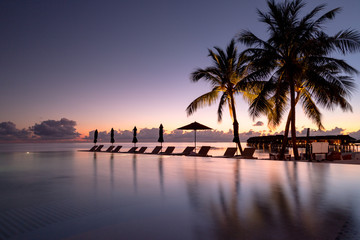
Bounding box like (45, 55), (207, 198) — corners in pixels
(132, 126), (138, 147)
(158, 124), (164, 151)
(110, 128), (115, 145)
(94, 129), (98, 144)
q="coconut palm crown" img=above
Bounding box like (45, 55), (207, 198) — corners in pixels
(238, 0), (360, 159)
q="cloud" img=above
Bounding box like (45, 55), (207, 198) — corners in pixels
(349, 130), (360, 140)
(85, 129), (133, 143)
(296, 127), (345, 137)
(253, 121), (264, 127)
(31, 118), (80, 140)
(0, 121), (32, 141)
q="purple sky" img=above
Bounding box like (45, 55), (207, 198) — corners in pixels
(0, 0), (359, 142)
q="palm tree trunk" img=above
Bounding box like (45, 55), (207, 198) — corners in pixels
(280, 92), (300, 160)
(280, 113), (291, 160)
(289, 79), (299, 160)
(230, 95), (243, 154)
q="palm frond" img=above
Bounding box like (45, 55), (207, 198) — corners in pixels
(217, 92), (228, 122)
(332, 29), (360, 54)
(300, 91), (324, 130)
(186, 88), (220, 116)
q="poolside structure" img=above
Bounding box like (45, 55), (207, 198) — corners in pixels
(247, 135), (357, 152)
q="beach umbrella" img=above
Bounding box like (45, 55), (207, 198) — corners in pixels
(110, 128), (115, 145)
(177, 121), (211, 151)
(132, 126), (138, 147)
(158, 124), (164, 151)
(93, 129), (98, 144)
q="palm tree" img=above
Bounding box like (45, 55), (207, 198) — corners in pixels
(186, 39), (253, 154)
(238, 0), (360, 159)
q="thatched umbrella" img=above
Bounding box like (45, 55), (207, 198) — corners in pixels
(110, 128), (115, 145)
(132, 126), (138, 147)
(177, 121), (211, 151)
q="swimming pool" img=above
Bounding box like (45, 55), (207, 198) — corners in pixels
(0, 144), (359, 239)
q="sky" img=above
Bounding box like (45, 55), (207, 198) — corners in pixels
(1, 0), (360, 142)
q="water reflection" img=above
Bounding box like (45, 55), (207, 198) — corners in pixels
(2, 151), (360, 239)
(132, 154), (137, 194)
(83, 153), (359, 239)
(201, 161), (352, 240)
(110, 153), (114, 188)
(158, 155), (165, 196)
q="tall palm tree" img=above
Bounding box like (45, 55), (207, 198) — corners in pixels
(238, 0), (360, 159)
(186, 39), (253, 154)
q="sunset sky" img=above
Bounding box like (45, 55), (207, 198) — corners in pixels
(1, 0), (360, 141)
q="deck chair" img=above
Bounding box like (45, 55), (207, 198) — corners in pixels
(235, 147), (257, 159)
(105, 146), (115, 152)
(146, 146), (162, 154)
(214, 147), (237, 158)
(136, 147), (147, 153)
(95, 145), (104, 152)
(126, 147), (137, 153)
(89, 145), (97, 151)
(189, 146), (211, 157)
(112, 146), (122, 153)
(159, 146), (175, 155)
(172, 146), (195, 156)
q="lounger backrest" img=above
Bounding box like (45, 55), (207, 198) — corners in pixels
(164, 146), (175, 154)
(89, 145), (97, 151)
(150, 146), (162, 154)
(112, 146), (122, 152)
(128, 147), (137, 153)
(137, 147), (147, 153)
(106, 146), (115, 152)
(182, 147), (195, 155)
(243, 148), (255, 156)
(197, 146), (211, 156)
(95, 145), (104, 152)
(223, 147), (237, 157)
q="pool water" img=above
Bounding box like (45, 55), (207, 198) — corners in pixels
(0, 144), (359, 239)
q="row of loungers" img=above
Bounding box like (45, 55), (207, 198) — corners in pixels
(88, 145), (257, 158)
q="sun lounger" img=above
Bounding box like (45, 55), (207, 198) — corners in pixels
(235, 147), (257, 159)
(112, 146), (122, 153)
(95, 145), (104, 152)
(172, 146), (195, 156)
(188, 146), (212, 157)
(119, 147), (138, 153)
(105, 146), (115, 152)
(222, 148), (237, 158)
(127, 147), (138, 153)
(159, 146), (175, 155)
(146, 146), (162, 154)
(136, 147), (147, 153)
(89, 145), (98, 151)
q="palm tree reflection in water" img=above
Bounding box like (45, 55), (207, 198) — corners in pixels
(185, 160), (354, 239)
